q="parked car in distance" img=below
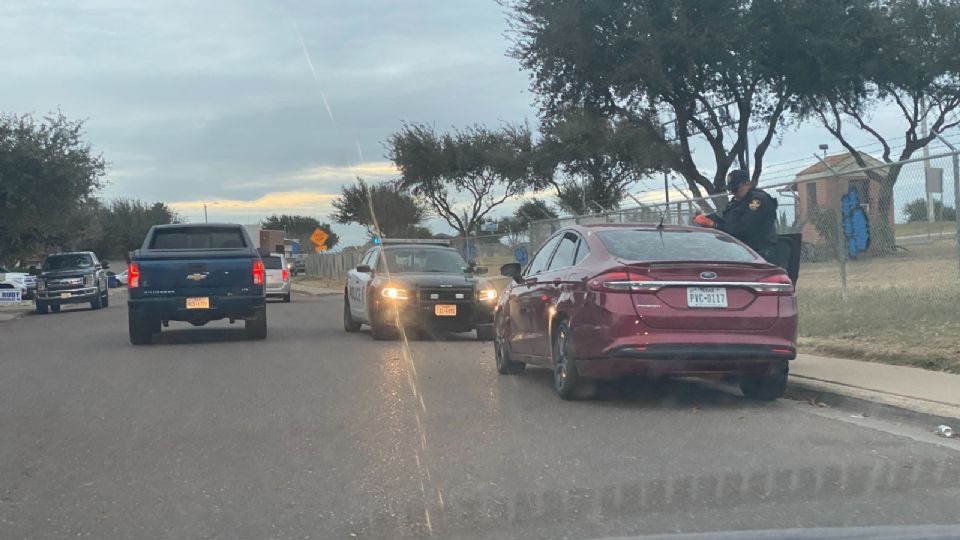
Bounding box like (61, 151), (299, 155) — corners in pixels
(34, 252), (110, 313)
(263, 253), (291, 302)
(0, 264), (36, 300)
(344, 239), (498, 340)
(494, 224), (799, 401)
(126, 223), (267, 344)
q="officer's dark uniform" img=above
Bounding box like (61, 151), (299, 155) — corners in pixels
(715, 188), (779, 261)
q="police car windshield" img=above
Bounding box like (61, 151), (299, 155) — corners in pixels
(379, 248), (467, 273)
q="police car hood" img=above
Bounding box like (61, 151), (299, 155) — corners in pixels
(381, 272), (488, 289)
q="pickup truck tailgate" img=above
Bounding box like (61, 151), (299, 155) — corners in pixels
(139, 253), (254, 293)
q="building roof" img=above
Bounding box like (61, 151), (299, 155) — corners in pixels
(793, 151), (886, 180)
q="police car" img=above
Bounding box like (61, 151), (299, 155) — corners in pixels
(343, 239), (498, 340)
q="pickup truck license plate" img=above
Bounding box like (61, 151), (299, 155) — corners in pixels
(687, 287), (727, 308)
(434, 304), (457, 317)
(60, 292), (72, 299)
(186, 297), (210, 309)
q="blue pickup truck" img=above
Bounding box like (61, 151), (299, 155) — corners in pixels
(127, 223), (267, 345)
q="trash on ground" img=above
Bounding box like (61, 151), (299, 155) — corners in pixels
(935, 425), (955, 438)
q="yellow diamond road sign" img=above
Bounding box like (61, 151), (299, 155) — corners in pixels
(310, 228), (329, 252)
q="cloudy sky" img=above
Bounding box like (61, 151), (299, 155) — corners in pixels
(1, 1), (954, 247)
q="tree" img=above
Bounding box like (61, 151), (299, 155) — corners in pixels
(904, 198), (957, 223)
(0, 112), (107, 263)
(500, 198), (558, 245)
(387, 123), (543, 236)
(809, 0), (960, 252)
(330, 177), (430, 238)
(538, 106), (665, 213)
(261, 215), (339, 251)
(93, 199), (178, 259)
(504, 0), (861, 202)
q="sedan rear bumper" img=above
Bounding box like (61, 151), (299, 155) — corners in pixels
(575, 344), (794, 379)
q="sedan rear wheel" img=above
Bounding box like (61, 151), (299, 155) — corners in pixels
(740, 367), (788, 401)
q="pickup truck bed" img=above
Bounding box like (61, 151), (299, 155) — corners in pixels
(127, 224), (267, 344)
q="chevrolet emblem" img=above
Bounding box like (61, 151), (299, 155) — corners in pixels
(186, 273), (208, 281)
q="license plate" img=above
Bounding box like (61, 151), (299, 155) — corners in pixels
(687, 287), (728, 308)
(186, 297), (210, 309)
(60, 292), (72, 299)
(434, 304), (457, 317)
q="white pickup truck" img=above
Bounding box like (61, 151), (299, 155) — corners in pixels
(0, 265), (36, 300)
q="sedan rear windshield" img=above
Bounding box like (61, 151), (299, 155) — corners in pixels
(597, 230), (758, 262)
(43, 254), (94, 271)
(262, 256), (283, 270)
(150, 227), (247, 249)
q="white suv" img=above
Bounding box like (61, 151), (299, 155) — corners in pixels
(262, 253), (291, 302)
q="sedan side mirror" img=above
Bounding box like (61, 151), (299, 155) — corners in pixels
(500, 263), (522, 284)
(356, 264), (372, 273)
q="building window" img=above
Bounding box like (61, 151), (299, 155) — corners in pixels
(807, 183), (818, 209)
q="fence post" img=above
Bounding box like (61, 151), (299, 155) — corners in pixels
(936, 138), (960, 276)
(814, 153), (848, 301)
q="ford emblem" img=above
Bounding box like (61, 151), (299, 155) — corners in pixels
(700, 271), (718, 280)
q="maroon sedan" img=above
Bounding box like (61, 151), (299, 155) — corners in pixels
(494, 224), (799, 400)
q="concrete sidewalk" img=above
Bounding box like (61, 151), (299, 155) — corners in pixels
(791, 354), (960, 420)
(291, 282), (340, 297)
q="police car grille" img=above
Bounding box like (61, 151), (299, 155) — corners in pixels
(419, 287), (473, 302)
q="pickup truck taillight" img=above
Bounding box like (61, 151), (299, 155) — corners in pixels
(128, 263), (140, 288)
(282, 268), (289, 282)
(253, 260), (265, 285)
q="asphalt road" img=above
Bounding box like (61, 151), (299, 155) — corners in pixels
(1, 292), (959, 539)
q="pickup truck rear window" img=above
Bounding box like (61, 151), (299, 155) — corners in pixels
(150, 227), (247, 250)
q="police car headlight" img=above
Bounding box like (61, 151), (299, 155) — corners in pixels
(478, 289), (498, 302)
(381, 287), (409, 300)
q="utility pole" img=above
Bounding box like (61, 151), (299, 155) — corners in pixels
(204, 204), (208, 223)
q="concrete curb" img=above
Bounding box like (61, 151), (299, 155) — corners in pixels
(290, 285), (340, 298)
(786, 375), (960, 426)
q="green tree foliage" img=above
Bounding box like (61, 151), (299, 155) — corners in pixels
(904, 198), (957, 223)
(504, 0), (861, 199)
(387, 123), (544, 236)
(330, 177), (431, 238)
(93, 199), (178, 259)
(0, 112), (106, 263)
(808, 0), (960, 252)
(499, 199), (559, 246)
(262, 214), (339, 251)
(538, 107), (665, 213)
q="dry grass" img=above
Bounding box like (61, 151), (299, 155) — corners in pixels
(797, 239), (960, 373)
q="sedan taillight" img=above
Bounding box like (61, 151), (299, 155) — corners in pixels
(253, 260), (265, 285)
(588, 271), (659, 292)
(756, 274), (794, 295)
(128, 263), (140, 288)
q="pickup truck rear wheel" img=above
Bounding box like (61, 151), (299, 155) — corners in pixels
(128, 311), (153, 345)
(245, 306), (267, 340)
(35, 302), (48, 314)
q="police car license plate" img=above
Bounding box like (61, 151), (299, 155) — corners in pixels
(687, 287), (727, 308)
(186, 297), (210, 309)
(434, 304), (457, 317)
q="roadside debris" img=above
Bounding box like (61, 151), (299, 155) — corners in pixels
(935, 425), (956, 439)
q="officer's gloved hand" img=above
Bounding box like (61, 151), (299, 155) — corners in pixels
(693, 214), (716, 228)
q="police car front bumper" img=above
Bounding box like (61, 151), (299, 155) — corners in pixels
(375, 298), (495, 333)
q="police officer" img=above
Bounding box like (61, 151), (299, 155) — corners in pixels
(694, 170), (778, 261)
